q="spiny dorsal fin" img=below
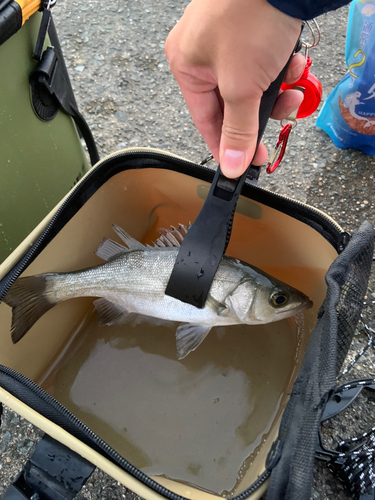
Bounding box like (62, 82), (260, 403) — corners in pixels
(154, 223), (191, 248)
(112, 224), (145, 250)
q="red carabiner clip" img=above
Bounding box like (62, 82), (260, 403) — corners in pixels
(266, 123), (293, 174)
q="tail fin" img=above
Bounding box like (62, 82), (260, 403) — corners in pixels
(3, 275), (55, 343)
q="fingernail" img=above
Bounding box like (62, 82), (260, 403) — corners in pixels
(221, 149), (245, 177)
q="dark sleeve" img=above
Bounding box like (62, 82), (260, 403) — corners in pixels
(266, 0), (351, 20)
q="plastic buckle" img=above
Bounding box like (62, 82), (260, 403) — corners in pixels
(3, 434), (95, 500)
(266, 440), (283, 470)
(30, 46), (75, 121)
(246, 165), (261, 185)
(321, 379), (375, 423)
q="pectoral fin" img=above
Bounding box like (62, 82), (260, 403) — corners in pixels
(206, 296), (227, 316)
(94, 298), (130, 326)
(175, 323), (211, 360)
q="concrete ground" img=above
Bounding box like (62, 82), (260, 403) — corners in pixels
(0, 1), (374, 499)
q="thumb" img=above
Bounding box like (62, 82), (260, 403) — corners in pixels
(219, 96), (260, 179)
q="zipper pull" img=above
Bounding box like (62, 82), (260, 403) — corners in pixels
(266, 440), (283, 470)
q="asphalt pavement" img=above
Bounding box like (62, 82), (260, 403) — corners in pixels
(0, 1), (374, 499)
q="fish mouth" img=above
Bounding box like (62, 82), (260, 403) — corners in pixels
(272, 298), (313, 322)
(293, 298), (313, 315)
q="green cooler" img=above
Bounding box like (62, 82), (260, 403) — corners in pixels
(0, 0), (97, 263)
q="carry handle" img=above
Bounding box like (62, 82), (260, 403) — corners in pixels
(166, 36), (302, 309)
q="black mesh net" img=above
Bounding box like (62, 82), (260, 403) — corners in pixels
(266, 221), (374, 500)
(335, 239), (374, 373)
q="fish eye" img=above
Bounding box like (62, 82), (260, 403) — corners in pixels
(270, 291), (289, 308)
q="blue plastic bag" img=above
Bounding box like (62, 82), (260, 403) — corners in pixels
(316, 0), (375, 153)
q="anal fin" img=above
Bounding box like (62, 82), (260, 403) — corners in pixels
(93, 298), (130, 326)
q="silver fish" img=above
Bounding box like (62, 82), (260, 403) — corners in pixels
(3, 224), (312, 359)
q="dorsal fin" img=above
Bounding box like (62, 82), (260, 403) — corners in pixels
(96, 224), (191, 260)
(112, 224), (145, 250)
(96, 225), (146, 261)
(95, 238), (127, 261)
(154, 223), (191, 248)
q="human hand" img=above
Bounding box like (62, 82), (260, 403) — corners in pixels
(165, 0), (305, 178)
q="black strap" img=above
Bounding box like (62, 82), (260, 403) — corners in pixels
(165, 54), (293, 308)
(29, 14), (99, 166)
(33, 5), (52, 61)
(3, 433), (95, 500)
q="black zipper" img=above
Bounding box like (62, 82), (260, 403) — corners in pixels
(0, 364), (270, 500)
(0, 149), (349, 303)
